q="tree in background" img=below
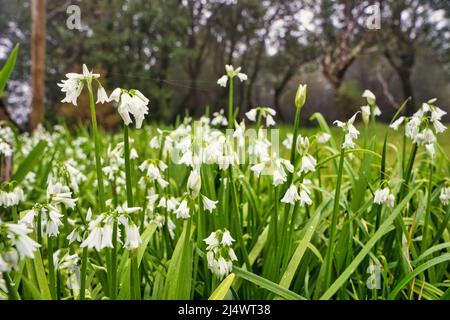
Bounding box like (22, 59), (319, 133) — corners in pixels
(379, 0), (450, 115)
(307, 0), (376, 115)
(0, 0), (448, 129)
(30, 0), (46, 130)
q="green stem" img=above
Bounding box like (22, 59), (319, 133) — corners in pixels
(123, 125), (134, 208)
(288, 107), (301, 186)
(421, 165), (433, 252)
(110, 219), (118, 299)
(228, 77), (234, 129)
(3, 272), (20, 300)
(398, 143), (418, 202)
(79, 247), (88, 300)
(323, 143), (346, 289)
(87, 80), (105, 212)
(47, 236), (56, 299)
(123, 124), (140, 300)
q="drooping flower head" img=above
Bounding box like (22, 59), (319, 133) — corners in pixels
(58, 64), (104, 106)
(204, 229), (237, 279)
(109, 88), (150, 129)
(334, 112), (360, 149)
(217, 65), (248, 87)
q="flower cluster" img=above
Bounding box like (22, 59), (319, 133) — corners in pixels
(217, 65), (247, 87)
(0, 126), (14, 157)
(334, 112), (360, 149)
(245, 107), (276, 127)
(401, 99), (447, 158)
(0, 222), (40, 272)
(373, 187), (395, 208)
(204, 229), (238, 279)
(0, 186), (24, 208)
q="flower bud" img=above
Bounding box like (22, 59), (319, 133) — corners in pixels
(362, 89), (376, 106)
(295, 84), (307, 109)
(296, 135), (310, 156)
(187, 170), (201, 198)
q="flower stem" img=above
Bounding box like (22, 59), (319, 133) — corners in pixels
(123, 125), (134, 208)
(79, 247), (88, 300)
(421, 164), (433, 252)
(47, 236), (56, 299)
(228, 77), (234, 129)
(87, 80), (105, 212)
(323, 142), (346, 290)
(123, 124), (140, 300)
(2, 272), (20, 300)
(287, 107), (301, 186)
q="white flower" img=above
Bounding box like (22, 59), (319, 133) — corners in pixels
(317, 132), (331, 144)
(245, 109), (257, 122)
(204, 229), (237, 279)
(425, 143), (436, 159)
(100, 224), (114, 249)
(281, 185), (300, 205)
(96, 85), (109, 104)
(440, 187), (450, 205)
(334, 112), (360, 149)
(46, 206), (64, 237)
(300, 155), (316, 174)
(150, 137), (160, 149)
(66, 228), (81, 244)
(130, 148), (138, 159)
(266, 114), (276, 127)
(187, 170), (202, 198)
(47, 181), (77, 209)
(211, 109), (228, 127)
(125, 224), (141, 250)
(80, 226), (103, 251)
(202, 195), (218, 213)
(218, 65), (247, 87)
(237, 73), (248, 82)
(204, 232), (218, 250)
(374, 188), (395, 208)
(19, 209), (38, 228)
(217, 75), (228, 87)
(362, 89), (376, 105)
(390, 116), (405, 131)
(109, 89), (150, 129)
(58, 64), (99, 106)
(0, 187), (25, 208)
(174, 200), (190, 219)
(221, 230), (235, 246)
(298, 184), (313, 207)
(6, 223), (41, 259)
(283, 134), (293, 150)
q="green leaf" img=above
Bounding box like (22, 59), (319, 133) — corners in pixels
(208, 273), (235, 300)
(12, 140), (48, 183)
(320, 184), (422, 299)
(31, 250), (52, 300)
(233, 266), (306, 300)
(137, 223), (157, 267)
(22, 277), (44, 300)
(279, 210), (320, 289)
(388, 254), (450, 299)
(163, 221), (193, 299)
(0, 44), (19, 97)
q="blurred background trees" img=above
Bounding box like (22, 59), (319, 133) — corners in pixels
(0, 0), (449, 130)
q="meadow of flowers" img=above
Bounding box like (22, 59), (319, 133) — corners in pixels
(0, 62), (449, 301)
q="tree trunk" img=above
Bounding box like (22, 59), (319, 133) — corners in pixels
(398, 70), (415, 116)
(30, 0), (46, 131)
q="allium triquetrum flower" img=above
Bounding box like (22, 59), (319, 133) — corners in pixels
(58, 64), (101, 106)
(217, 65), (247, 87)
(109, 88), (150, 129)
